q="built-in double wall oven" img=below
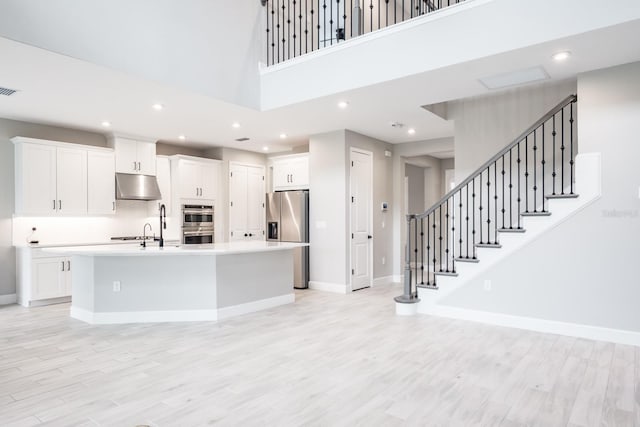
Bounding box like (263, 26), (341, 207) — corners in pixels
(182, 204), (215, 245)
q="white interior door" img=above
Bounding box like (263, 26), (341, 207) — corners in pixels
(246, 165), (265, 240)
(229, 164), (248, 241)
(350, 149), (373, 291)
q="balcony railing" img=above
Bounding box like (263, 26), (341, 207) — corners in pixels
(262, 0), (466, 66)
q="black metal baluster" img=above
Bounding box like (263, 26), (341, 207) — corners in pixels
(312, 1), (316, 51)
(420, 218), (424, 285)
(276, 0), (280, 62)
(445, 199), (450, 272)
(426, 215), (430, 286)
(570, 101), (575, 194)
(501, 156), (505, 229)
(350, 0), (353, 38)
(342, 0), (347, 42)
(533, 130), (538, 212)
(432, 211), (436, 281)
(378, 0), (381, 29)
(466, 183), (469, 258)
(542, 122), (546, 212)
(552, 113), (556, 195)
(266, 1), (271, 66)
(439, 205), (443, 272)
(323, 1), (327, 47)
(403, 0), (405, 21)
(479, 173), (483, 244)
(329, 0), (333, 45)
(472, 179), (476, 257)
(292, 0), (297, 57)
(386, 0), (389, 28)
(411, 0), (414, 18)
(394, 0), (397, 24)
(487, 167), (491, 243)
(298, 1), (302, 56)
(517, 142), (521, 229)
(509, 149), (513, 229)
(414, 217), (418, 288)
(459, 189), (462, 261)
(370, 0), (373, 33)
(286, 0), (290, 60)
(561, 106), (565, 194)
(525, 135), (529, 213)
(494, 161), (498, 243)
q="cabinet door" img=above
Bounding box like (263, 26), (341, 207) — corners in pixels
(290, 157), (309, 189)
(179, 160), (201, 199)
(32, 257), (66, 300)
(114, 138), (138, 174)
(88, 151), (116, 215)
(150, 156), (171, 215)
(272, 160), (291, 191)
(19, 143), (57, 214)
(200, 163), (218, 200)
(246, 166), (265, 240)
(229, 165), (248, 241)
(136, 142), (157, 176)
(56, 147), (88, 215)
(63, 258), (72, 296)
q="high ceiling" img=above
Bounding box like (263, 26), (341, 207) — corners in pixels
(0, 1), (639, 153)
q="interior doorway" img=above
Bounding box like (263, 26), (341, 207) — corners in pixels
(350, 148), (373, 291)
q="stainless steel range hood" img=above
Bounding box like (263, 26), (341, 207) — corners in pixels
(115, 173), (162, 201)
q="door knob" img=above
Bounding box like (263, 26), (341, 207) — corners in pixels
(368, 235), (373, 239)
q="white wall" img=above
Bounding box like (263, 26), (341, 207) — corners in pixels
(0, 0), (264, 109)
(440, 61), (640, 333)
(448, 79), (577, 182)
(309, 131), (348, 288)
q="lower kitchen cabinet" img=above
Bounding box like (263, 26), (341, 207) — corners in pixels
(17, 248), (72, 306)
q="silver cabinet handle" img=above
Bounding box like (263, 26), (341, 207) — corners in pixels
(67, 260), (71, 271)
(61, 261), (65, 272)
(133, 161), (137, 171)
(138, 161), (141, 171)
(58, 200), (62, 210)
(53, 200), (56, 210)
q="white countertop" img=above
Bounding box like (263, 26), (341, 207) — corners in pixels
(43, 241), (308, 256)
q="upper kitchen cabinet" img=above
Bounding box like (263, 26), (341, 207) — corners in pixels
(13, 138), (88, 215)
(170, 155), (221, 201)
(109, 136), (157, 175)
(271, 154), (309, 191)
(87, 150), (116, 215)
(148, 156), (172, 215)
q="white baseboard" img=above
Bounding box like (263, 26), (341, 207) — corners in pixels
(70, 306), (219, 325)
(373, 276), (395, 287)
(0, 293), (17, 305)
(309, 281), (348, 294)
(217, 293), (295, 320)
(424, 304), (640, 347)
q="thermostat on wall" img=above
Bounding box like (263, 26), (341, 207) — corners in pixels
(381, 202), (388, 211)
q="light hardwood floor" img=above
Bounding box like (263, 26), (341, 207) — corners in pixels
(0, 284), (638, 426)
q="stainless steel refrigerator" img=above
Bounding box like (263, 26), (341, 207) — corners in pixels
(266, 190), (309, 289)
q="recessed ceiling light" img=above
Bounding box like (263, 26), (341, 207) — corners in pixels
(152, 103), (164, 111)
(552, 51), (571, 61)
(263, 146), (269, 151)
(280, 133), (287, 139)
(178, 135), (186, 141)
(101, 121), (111, 127)
(408, 128), (416, 135)
(232, 122), (241, 128)
(338, 101), (349, 109)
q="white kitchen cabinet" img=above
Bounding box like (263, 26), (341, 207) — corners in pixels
(149, 156), (172, 216)
(271, 154), (309, 191)
(17, 247), (72, 306)
(171, 156), (220, 201)
(88, 151), (116, 215)
(111, 137), (157, 175)
(14, 139), (88, 215)
(229, 163), (265, 241)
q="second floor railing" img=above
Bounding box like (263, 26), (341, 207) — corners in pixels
(262, 0), (466, 66)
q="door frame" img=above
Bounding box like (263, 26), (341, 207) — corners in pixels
(349, 147), (374, 292)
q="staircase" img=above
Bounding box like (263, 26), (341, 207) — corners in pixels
(395, 94), (602, 313)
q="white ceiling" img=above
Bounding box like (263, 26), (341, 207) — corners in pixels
(0, 8), (639, 153)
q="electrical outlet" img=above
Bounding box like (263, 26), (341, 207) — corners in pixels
(483, 279), (491, 292)
(382, 256), (386, 265)
(113, 281), (121, 292)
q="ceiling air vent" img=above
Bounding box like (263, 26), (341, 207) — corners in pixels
(0, 86), (18, 97)
(235, 137), (250, 142)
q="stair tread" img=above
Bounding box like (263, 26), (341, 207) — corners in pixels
(498, 228), (526, 233)
(521, 211), (552, 217)
(455, 257), (480, 263)
(434, 270), (459, 277)
(546, 193), (579, 199)
(475, 243), (502, 248)
(417, 283), (439, 290)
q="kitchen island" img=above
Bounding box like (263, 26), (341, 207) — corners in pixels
(44, 241), (307, 324)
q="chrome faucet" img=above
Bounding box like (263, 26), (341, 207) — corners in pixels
(159, 204), (166, 248)
(142, 223), (152, 248)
